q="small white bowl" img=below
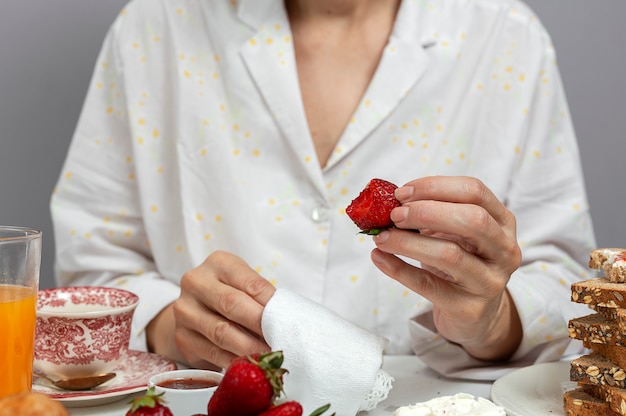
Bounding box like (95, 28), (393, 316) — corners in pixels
(148, 369), (223, 415)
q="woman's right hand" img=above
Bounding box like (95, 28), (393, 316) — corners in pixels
(147, 250), (276, 369)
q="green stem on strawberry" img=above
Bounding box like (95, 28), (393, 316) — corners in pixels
(309, 403), (335, 416)
(358, 226), (420, 235)
(249, 351), (288, 398)
(126, 386), (173, 416)
(359, 228), (386, 236)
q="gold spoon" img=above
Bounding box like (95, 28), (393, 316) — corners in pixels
(33, 372), (116, 390)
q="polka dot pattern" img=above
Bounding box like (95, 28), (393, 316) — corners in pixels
(50, 0), (596, 366)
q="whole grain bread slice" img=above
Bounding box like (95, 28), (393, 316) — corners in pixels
(569, 313), (626, 346)
(585, 343), (626, 371)
(571, 353), (626, 388)
(564, 388), (620, 416)
(572, 278), (626, 309)
(581, 384), (626, 415)
(595, 306), (626, 328)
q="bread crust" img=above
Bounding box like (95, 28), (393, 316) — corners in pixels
(581, 384), (626, 415)
(585, 343), (626, 371)
(564, 388), (620, 416)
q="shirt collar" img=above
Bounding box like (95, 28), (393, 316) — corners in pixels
(236, 0), (286, 31)
(236, 0), (439, 49)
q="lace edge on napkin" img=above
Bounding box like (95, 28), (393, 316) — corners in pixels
(358, 369), (395, 411)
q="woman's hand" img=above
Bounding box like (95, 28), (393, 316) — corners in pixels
(147, 250), (276, 369)
(371, 176), (523, 361)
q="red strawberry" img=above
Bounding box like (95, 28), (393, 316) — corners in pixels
(258, 402), (336, 416)
(258, 401), (303, 416)
(346, 178), (401, 235)
(125, 387), (173, 416)
(207, 350), (287, 416)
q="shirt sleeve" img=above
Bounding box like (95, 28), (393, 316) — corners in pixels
(50, 5), (180, 352)
(408, 14), (596, 380)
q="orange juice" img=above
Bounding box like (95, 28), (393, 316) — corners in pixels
(0, 284), (37, 398)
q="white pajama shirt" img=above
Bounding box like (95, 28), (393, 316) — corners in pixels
(51, 0), (597, 379)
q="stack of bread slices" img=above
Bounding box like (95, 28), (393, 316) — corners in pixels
(565, 248), (626, 415)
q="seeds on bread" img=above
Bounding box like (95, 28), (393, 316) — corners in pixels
(569, 313), (626, 346)
(563, 388), (620, 416)
(571, 353), (626, 388)
(571, 278), (626, 308)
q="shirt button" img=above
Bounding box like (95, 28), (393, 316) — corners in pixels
(311, 206), (328, 223)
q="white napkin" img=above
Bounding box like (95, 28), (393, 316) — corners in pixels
(261, 289), (394, 416)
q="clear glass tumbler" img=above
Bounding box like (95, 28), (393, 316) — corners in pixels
(0, 226), (42, 399)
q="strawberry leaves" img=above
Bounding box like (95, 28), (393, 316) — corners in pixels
(126, 387), (173, 416)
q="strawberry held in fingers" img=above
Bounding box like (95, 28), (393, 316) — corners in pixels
(207, 350), (287, 416)
(125, 387), (173, 416)
(346, 178), (401, 235)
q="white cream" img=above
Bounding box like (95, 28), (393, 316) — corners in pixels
(599, 248), (618, 261)
(393, 393), (506, 416)
(596, 248), (626, 274)
(598, 248), (626, 263)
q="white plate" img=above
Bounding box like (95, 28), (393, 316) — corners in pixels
(490, 361), (576, 416)
(32, 350), (177, 407)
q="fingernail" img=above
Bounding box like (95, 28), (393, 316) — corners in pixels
(374, 230), (390, 243)
(395, 186), (414, 201)
(390, 206), (409, 223)
(371, 248), (386, 265)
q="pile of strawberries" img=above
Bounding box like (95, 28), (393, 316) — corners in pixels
(126, 351), (334, 416)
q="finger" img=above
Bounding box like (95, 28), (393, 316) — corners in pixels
(211, 251), (277, 306)
(372, 248), (513, 346)
(373, 230), (509, 295)
(174, 297), (270, 364)
(178, 280), (265, 342)
(186, 252), (275, 337)
(370, 248), (475, 307)
(175, 325), (237, 369)
(391, 200), (512, 261)
(397, 176), (514, 228)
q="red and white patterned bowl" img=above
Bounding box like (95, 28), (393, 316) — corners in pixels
(34, 286), (139, 379)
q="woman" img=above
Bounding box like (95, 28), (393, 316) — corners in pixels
(51, 0), (595, 379)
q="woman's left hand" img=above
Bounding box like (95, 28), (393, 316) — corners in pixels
(371, 176), (523, 361)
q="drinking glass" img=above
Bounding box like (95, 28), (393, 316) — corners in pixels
(0, 226), (42, 399)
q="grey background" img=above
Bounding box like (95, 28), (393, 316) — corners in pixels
(1, 1), (624, 290)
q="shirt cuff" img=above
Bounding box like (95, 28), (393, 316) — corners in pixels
(109, 273), (181, 352)
(407, 318), (579, 380)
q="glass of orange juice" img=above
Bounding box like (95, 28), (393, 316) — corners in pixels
(0, 226), (41, 399)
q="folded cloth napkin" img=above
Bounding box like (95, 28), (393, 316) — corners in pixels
(261, 288), (394, 415)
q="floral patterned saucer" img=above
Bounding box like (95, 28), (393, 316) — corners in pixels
(32, 350), (177, 407)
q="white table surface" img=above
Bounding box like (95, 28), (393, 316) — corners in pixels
(63, 355), (493, 416)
